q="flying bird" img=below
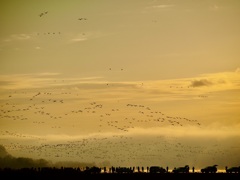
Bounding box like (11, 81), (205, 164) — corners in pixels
(78, 18), (87, 20)
(39, 11), (48, 17)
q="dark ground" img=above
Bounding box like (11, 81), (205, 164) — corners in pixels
(0, 171), (239, 180)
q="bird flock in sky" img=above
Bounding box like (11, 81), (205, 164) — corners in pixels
(1, 87), (201, 130)
(0, 82), (227, 166)
(0, 10), (231, 167)
(36, 10), (88, 36)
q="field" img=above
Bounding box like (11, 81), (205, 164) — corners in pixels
(1, 170), (239, 180)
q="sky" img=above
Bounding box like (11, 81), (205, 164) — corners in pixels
(0, 0), (240, 170)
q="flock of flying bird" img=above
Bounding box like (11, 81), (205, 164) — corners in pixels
(0, 78), (214, 166)
(37, 10), (87, 36)
(0, 86), (201, 131)
(0, 10), (224, 167)
(0, 128), (227, 167)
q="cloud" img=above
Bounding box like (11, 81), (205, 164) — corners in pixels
(210, 4), (220, 11)
(0, 73), (61, 89)
(143, 4), (175, 12)
(191, 79), (213, 87)
(69, 32), (95, 43)
(151, 4), (175, 9)
(235, 67), (240, 73)
(71, 37), (87, 42)
(0, 72), (136, 90)
(3, 124), (240, 143)
(189, 69), (240, 91)
(0, 70), (239, 103)
(0, 80), (15, 87)
(77, 76), (103, 80)
(12, 34), (31, 40)
(33, 72), (61, 77)
(3, 34), (32, 42)
(126, 125), (240, 139)
(2, 33), (35, 47)
(69, 31), (114, 44)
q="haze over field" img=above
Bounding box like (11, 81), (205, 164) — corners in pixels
(0, 0), (240, 170)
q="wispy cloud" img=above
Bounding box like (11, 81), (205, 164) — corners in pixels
(235, 67), (240, 73)
(3, 34), (32, 42)
(191, 79), (213, 87)
(35, 46), (41, 50)
(0, 73), (60, 89)
(69, 31), (115, 43)
(210, 4), (220, 11)
(71, 37), (88, 42)
(142, 4), (175, 14)
(2, 124), (240, 143)
(150, 4), (175, 9)
(33, 72), (61, 76)
(1, 70), (240, 98)
(195, 70), (240, 90)
(69, 32), (97, 43)
(128, 125), (240, 138)
(72, 38), (87, 42)
(12, 34), (31, 40)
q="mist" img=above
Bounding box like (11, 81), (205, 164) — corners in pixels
(0, 145), (50, 169)
(0, 145), (99, 169)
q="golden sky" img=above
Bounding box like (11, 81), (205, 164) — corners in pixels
(0, 0), (240, 170)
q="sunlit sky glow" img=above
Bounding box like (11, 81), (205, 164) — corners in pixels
(0, 0), (240, 170)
